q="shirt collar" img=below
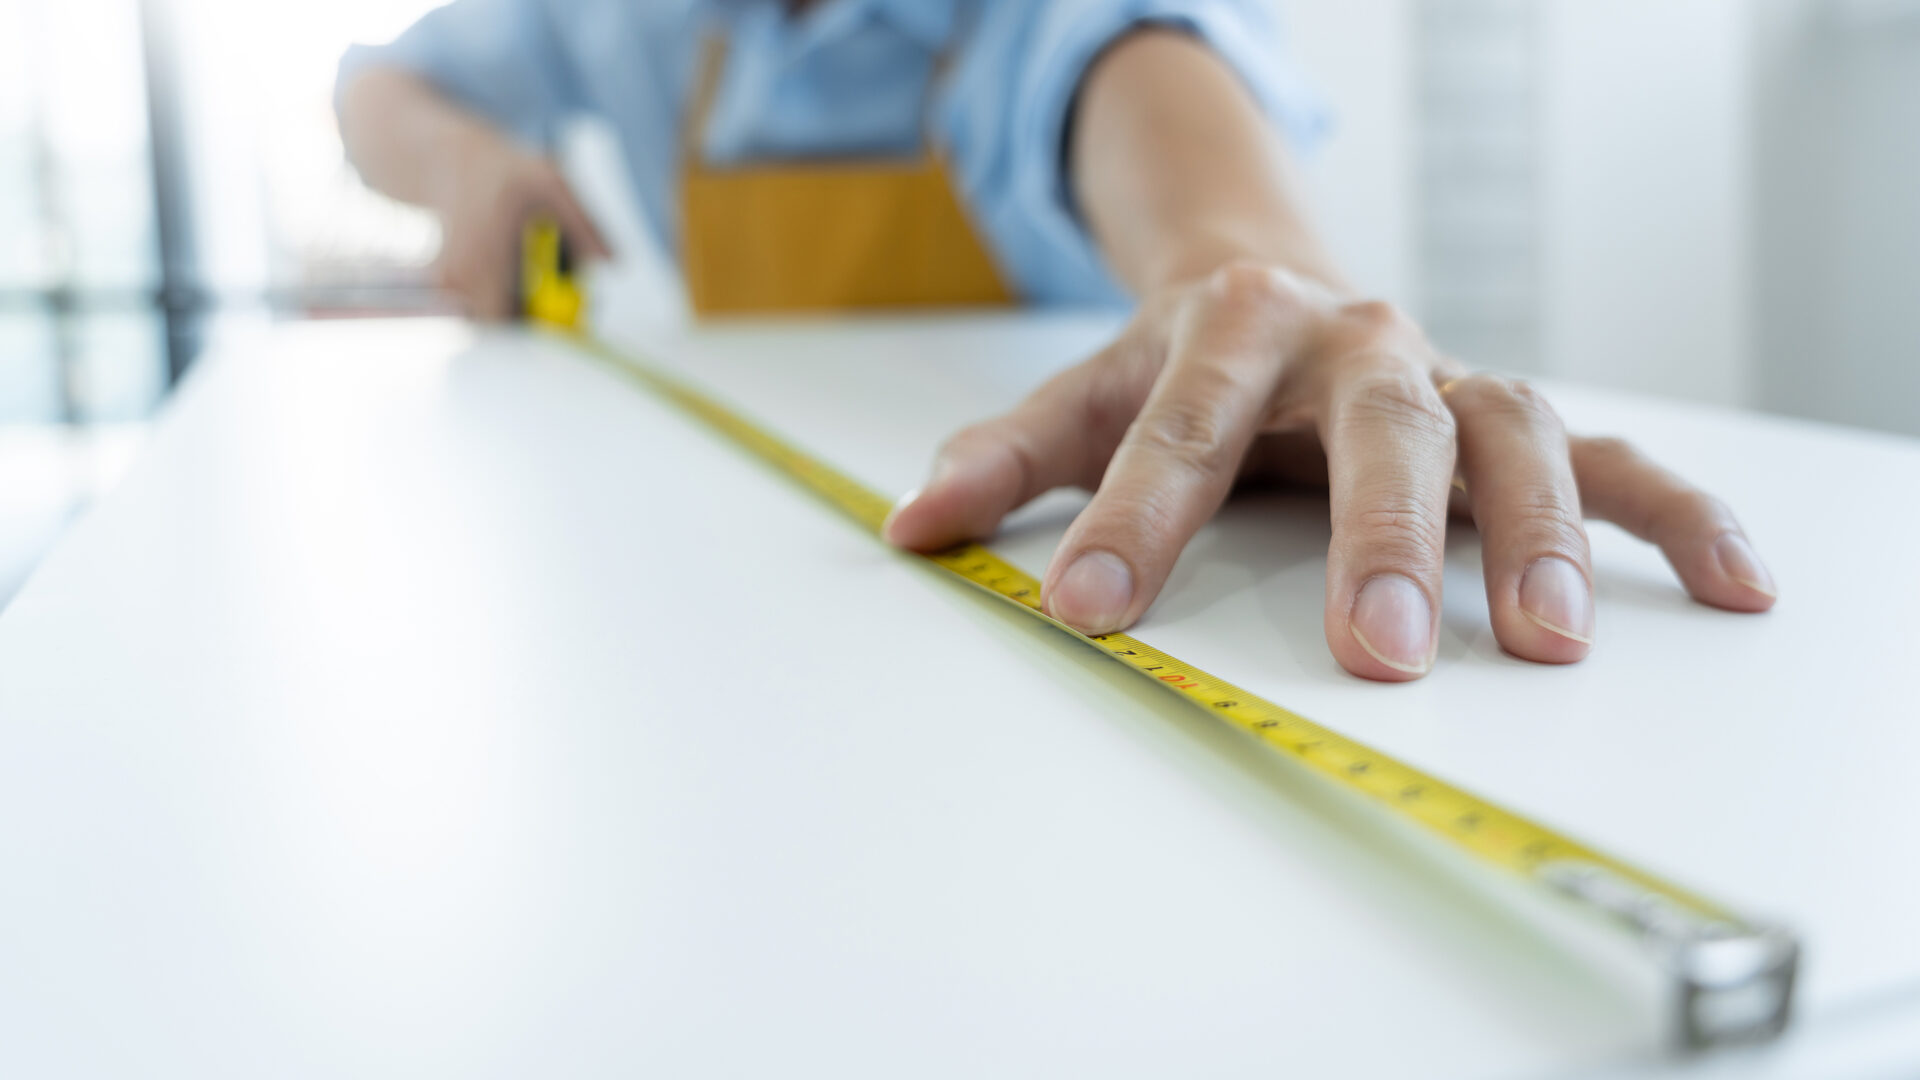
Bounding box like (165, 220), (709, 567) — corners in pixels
(705, 0), (956, 54)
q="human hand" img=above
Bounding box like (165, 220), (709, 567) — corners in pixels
(426, 130), (611, 321)
(883, 263), (1777, 681)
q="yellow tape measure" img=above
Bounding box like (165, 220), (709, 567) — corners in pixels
(520, 223), (1798, 1051)
(520, 217), (585, 329)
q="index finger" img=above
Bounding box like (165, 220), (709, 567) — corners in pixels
(1042, 266), (1304, 634)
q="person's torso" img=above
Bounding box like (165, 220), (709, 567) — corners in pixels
(538, 0), (1129, 306)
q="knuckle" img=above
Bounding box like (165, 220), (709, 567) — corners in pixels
(1128, 395), (1239, 475)
(1326, 298), (1430, 361)
(1351, 500), (1447, 563)
(1500, 487), (1588, 549)
(1200, 259), (1307, 313)
(1454, 375), (1563, 431)
(1340, 298), (1414, 333)
(1338, 371), (1456, 446)
(1083, 487), (1184, 556)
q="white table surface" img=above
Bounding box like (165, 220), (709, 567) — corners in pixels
(1, 314), (1917, 1079)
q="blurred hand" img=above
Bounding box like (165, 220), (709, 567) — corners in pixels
(427, 130), (611, 321)
(884, 262), (1777, 682)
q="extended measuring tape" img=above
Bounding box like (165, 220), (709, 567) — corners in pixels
(520, 222), (1799, 1051)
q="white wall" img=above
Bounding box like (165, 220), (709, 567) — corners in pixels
(1536, 0), (1754, 406)
(1752, 0), (1920, 436)
(1280, 0), (1419, 306)
(1282, 1), (1920, 433)
(1286, 0), (1761, 411)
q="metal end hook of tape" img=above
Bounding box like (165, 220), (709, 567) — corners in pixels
(1669, 924), (1800, 1051)
(1540, 860), (1800, 1050)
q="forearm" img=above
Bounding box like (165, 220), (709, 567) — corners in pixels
(337, 68), (515, 210)
(1069, 28), (1350, 297)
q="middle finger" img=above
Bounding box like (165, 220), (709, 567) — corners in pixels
(1320, 353), (1457, 681)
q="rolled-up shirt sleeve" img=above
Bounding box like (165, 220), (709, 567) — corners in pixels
(333, 0), (584, 150)
(957, 0), (1330, 305)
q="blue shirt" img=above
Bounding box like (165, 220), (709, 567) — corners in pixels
(337, 0), (1326, 306)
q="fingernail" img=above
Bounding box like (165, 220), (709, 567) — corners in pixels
(883, 451), (960, 543)
(1349, 574), (1435, 674)
(880, 487), (922, 541)
(1049, 550), (1134, 633)
(1714, 533), (1778, 598)
(1518, 557), (1595, 644)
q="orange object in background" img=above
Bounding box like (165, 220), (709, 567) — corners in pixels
(677, 38), (1012, 316)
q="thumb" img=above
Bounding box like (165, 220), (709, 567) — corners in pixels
(884, 349), (1137, 552)
(541, 171), (614, 262)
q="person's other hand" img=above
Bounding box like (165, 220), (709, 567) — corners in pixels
(427, 130), (611, 321)
(883, 263), (1777, 681)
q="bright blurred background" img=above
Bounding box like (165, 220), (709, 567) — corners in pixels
(2, 0), (1918, 604)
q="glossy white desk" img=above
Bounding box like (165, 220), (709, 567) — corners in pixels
(1, 316), (1916, 1079)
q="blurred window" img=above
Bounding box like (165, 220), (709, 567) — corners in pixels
(0, 0), (162, 424)
(0, 0), (447, 428)
(172, 0), (446, 316)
